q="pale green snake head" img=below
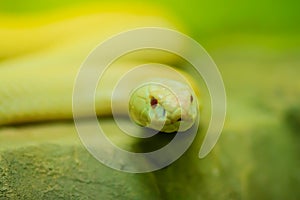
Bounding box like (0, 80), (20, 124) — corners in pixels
(128, 79), (198, 133)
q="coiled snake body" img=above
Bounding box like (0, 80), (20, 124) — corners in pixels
(0, 5), (200, 134)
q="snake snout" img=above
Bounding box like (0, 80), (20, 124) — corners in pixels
(128, 80), (198, 133)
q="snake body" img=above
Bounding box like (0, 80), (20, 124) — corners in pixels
(0, 5), (200, 133)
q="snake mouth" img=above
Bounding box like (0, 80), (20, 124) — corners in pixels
(170, 116), (193, 124)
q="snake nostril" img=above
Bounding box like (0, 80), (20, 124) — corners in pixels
(177, 118), (182, 122)
(150, 97), (158, 108)
(190, 95), (193, 103)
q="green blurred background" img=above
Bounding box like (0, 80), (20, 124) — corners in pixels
(1, 0), (300, 36)
(0, 0), (299, 199)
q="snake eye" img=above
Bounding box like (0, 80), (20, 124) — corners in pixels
(150, 97), (158, 108)
(190, 95), (193, 103)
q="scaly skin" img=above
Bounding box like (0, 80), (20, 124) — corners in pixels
(129, 80), (198, 132)
(0, 4), (200, 127)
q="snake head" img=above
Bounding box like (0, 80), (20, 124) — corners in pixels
(128, 80), (198, 133)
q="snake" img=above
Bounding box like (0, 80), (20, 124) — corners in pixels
(128, 79), (198, 133)
(0, 5), (200, 135)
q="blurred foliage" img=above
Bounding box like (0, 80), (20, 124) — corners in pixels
(285, 105), (300, 133)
